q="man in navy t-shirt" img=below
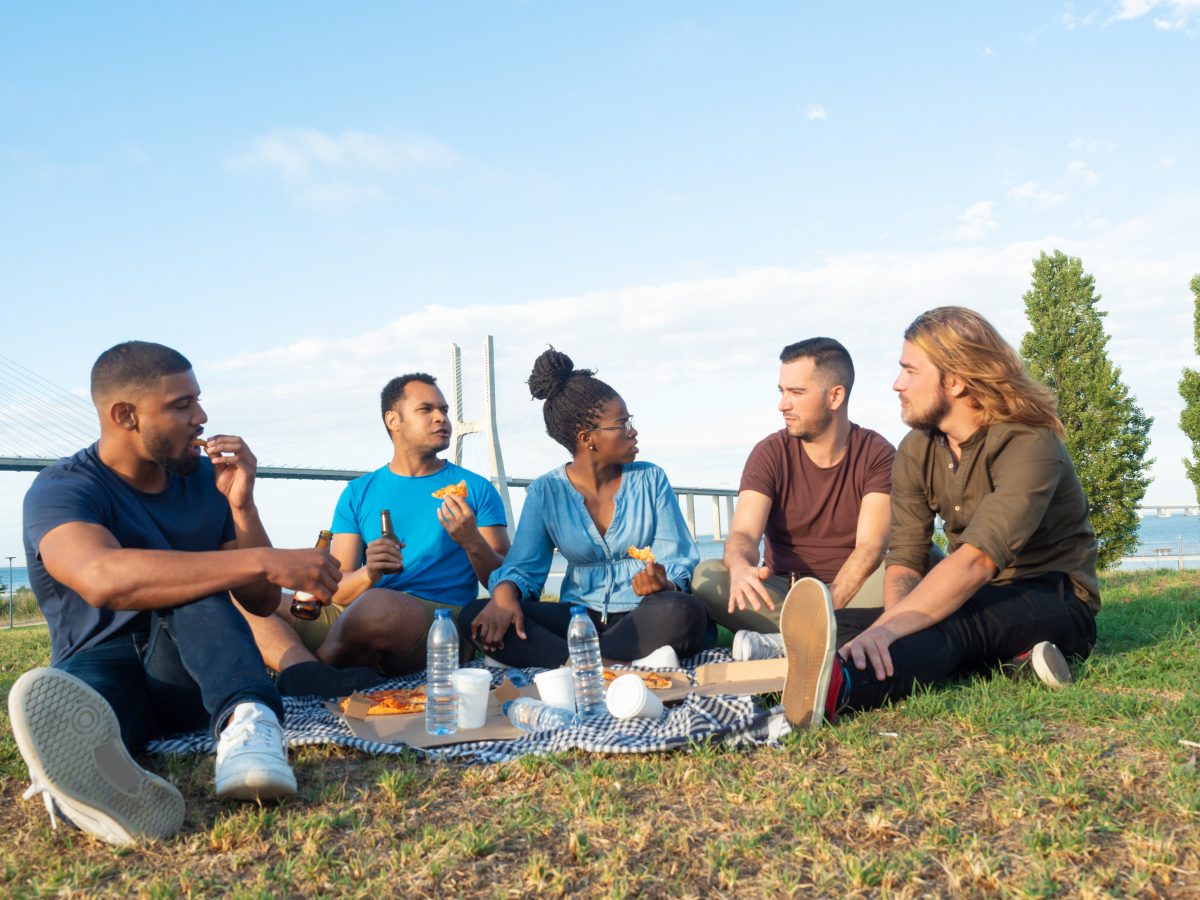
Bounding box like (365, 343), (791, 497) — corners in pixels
(9, 341), (342, 846)
(240, 373), (510, 695)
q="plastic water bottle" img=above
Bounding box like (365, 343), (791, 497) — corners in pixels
(425, 608), (458, 735)
(504, 697), (580, 733)
(567, 605), (606, 717)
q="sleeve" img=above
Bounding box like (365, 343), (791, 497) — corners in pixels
(487, 481), (556, 601)
(330, 481), (361, 535)
(23, 469), (108, 557)
(738, 437), (780, 499)
(959, 428), (1064, 571)
(649, 467), (701, 592)
(471, 478), (508, 529)
(884, 433), (936, 574)
(862, 432), (895, 497)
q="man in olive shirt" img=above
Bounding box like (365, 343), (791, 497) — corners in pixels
(780, 307), (1099, 729)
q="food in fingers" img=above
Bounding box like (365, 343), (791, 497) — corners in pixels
(432, 480), (468, 500)
(627, 545), (655, 564)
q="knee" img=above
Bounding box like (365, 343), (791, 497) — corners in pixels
(691, 559), (729, 596)
(653, 592), (708, 639)
(457, 599), (489, 646)
(341, 590), (425, 643)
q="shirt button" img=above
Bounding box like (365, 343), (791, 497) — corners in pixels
(954, 505), (960, 511)
(948, 463), (953, 468)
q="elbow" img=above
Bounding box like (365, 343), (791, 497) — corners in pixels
(74, 558), (123, 609)
(957, 544), (999, 582)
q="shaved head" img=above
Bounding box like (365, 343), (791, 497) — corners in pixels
(90, 341), (192, 404)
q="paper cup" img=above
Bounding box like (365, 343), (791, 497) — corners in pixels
(534, 666), (576, 712)
(606, 673), (665, 720)
(452, 668), (493, 729)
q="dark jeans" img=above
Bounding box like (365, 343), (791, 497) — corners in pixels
(56, 592), (284, 754)
(836, 573), (1097, 711)
(457, 592), (709, 669)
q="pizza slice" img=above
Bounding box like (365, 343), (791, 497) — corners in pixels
(602, 669), (673, 690)
(432, 480), (469, 500)
(339, 686), (428, 716)
(627, 545), (656, 565)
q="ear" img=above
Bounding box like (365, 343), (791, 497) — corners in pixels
(576, 429), (594, 452)
(384, 409), (401, 433)
(826, 384), (847, 412)
(942, 374), (968, 399)
(110, 401), (138, 431)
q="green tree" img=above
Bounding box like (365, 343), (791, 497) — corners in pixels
(1021, 250), (1153, 569)
(1178, 274), (1200, 503)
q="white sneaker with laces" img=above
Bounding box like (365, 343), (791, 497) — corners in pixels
(8, 667), (185, 846)
(731, 629), (785, 662)
(214, 702), (297, 801)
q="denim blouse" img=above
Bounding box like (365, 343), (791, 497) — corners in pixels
(489, 461), (700, 620)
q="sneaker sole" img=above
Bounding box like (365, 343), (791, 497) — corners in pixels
(8, 668), (185, 845)
(1031, 642), (1073, 688)
(731, 631), (751, 663)
(215, 752), (297, 801)
(779, 578), (836, 729)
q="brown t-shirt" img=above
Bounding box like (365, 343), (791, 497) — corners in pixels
(740, 424), (895, 582)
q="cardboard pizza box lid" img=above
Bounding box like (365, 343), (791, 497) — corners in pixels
(690, 658), (787, 697)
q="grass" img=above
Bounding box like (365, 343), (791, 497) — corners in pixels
(1, 570), (1198, 896)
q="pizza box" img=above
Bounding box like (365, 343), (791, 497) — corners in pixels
(328, 676), (539, 749)
(689, 658), (787, 697)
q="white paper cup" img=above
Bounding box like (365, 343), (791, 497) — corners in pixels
(534, 666), (576, 712)
(606, 673), (665, 720)
(452, 668), (493, 729)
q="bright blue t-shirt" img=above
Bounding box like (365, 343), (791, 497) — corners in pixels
(330, 461), (506, 606)
(23, 444), (236, 665)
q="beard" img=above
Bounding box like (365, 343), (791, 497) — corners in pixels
(786, 405), (835, 442)
(143, 425), (199, 476)
(901, 392), (952, 431)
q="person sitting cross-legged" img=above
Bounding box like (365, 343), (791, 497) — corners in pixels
(458, 348), (707, 669)
(780, 308), (1099, 730)
(10, 341), (343, 846)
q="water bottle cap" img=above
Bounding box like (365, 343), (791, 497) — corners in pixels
(434, 608), (452, 620)
(569, 605), (588, 616)
(502, 700), (513, 715)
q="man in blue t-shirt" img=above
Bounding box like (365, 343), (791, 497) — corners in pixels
(10, 341), (343, 847)
(241, 373), (509, 693)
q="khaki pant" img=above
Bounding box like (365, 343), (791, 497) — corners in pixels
(691, 558), (885, 634)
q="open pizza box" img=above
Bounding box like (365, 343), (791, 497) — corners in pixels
(329, 662), (784, 748)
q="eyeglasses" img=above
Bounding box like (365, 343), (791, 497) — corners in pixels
(592, 415), (635, 436)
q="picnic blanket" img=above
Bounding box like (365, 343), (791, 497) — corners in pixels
(145, 649), (793, 764)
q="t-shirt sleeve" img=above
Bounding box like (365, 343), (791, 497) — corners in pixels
(488, 480), (554, 601)
(885, 433), (935, 574)
(739, 436), (780, 499)
(23, 469), (108, 557)
(862, 432), (895, 497)
(648, 466), (701, 592)
(959, 428), (1064, 572)
(330, 481), (361, 535)
(471, 478), (507, 529)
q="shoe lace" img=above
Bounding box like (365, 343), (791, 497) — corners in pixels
(218, 705), (283, 758)
(22, 781), (60, 832)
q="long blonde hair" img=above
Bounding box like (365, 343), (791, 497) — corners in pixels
(904, 307), (1064, 436)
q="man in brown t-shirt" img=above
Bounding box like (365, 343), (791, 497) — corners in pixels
(692, 337), (895, 660)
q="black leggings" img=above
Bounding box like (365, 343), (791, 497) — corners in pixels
(457, 591), (709, 669)
(836, 573), (1097, 711)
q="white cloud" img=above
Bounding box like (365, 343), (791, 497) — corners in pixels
(953, 201), (999, 240)
(1008, 182), (1067, 210)
(1068, 137), (1116, 153)
(1161, 157), (1177, 167)
(805, 104), (828, 120)
(1060, 4), (1099, 29)
(1068, 160), (1098, 182)
(981, 46), (995, 55)
(1107, 0), (1200, 29)
(227, 128), (458, 208)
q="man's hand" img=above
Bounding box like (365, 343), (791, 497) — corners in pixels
(437, 494), (482, 546)
(839, 624), (899, 682)
(727, 563), (775, 614)
(364, 536), (404, 583)
(631, 561), (674, 596)
(471, 593), (526, 652)
(263, 547), (343, 603)
(206, 435), (257, 512)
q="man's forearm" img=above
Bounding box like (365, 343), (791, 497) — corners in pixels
(874, 549), (995, 639)
(464, 536), (504, 587)
(77, 547), (273, 611)
(829, 543), (886, 609)
(229, 503), (280, 615)
(883, 564), (923, 610)
(723, 532), (762, 571)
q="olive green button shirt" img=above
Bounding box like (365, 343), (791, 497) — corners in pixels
(885, 422), (1100, 612)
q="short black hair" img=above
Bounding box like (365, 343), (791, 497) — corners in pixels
(527, 347), (619, 453)
(90, 341), (192, 401)
(779, 337), (855, 398)
(380, 373), (438, 426)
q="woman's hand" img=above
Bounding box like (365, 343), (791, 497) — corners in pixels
(632, 561), (674, 597)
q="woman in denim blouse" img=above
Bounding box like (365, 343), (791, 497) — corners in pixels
(457, 348), (708, 668)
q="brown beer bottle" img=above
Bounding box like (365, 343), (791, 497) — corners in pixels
(290, 529), (334, 621)
(380, 509), (396, 543)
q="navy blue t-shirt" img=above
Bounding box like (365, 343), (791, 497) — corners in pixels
(23, 444), (236, 664)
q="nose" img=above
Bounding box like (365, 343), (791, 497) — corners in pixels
(892, 372), (905, 393)
(777, 394), (789, 412)
(194, 402), (209, 425)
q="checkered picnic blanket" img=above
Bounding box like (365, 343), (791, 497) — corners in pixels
(144, 649), (792, 764)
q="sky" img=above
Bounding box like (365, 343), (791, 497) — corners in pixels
(1, 1), (1199, 559)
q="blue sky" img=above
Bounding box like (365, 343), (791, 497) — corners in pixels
(2, 2), (1198, 554)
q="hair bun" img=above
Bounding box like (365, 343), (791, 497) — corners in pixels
(528, 347), (576, 400)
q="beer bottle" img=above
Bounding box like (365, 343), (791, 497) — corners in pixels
(380, 509), (403, 572)
(290, 529), (334, 621)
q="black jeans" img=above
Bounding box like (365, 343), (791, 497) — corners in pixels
(836, 573), (1097, 711)
(56, 592), (284, 753)
(457, 592), (709, 669)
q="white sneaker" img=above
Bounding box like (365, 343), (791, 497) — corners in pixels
(214, 702), (297, 801)
(631, 645), (680, 669)
(732, 630), (785, 662)
(8, 668), (185, 846)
